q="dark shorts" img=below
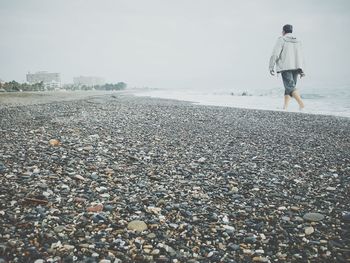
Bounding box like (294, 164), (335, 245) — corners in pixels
(281, 70), (301, 96)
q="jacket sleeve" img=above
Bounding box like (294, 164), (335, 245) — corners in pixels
(269, 37), (284, 71)
(297, 41), (305, 73)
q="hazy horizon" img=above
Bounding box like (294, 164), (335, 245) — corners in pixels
(1, 0), (350, 91)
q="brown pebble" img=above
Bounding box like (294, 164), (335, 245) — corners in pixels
(49, 139), (60, 146)
(87, 204), (103, 212)
(23, 197), (48, 205)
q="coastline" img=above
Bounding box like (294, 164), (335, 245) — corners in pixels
(1, 90), (349, 120)
(131, 88), (350, 119)
(0, 90), (128, 108)
(0, 92), (349, 262)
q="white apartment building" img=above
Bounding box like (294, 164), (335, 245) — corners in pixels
(26, 71), (61, 89)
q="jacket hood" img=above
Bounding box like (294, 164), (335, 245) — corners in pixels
(282, 33), (299, 43)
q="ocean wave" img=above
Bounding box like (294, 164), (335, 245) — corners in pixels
(301, 94), (326, 99)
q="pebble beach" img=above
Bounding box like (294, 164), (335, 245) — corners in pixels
(0, 91), (349, 263)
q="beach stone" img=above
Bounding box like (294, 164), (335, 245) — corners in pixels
(37, 183), (48, 189)
(197, 157), (206, 163)
(294, 216), (304, 222)
(49, 139), (60, 146)
(96, 186), (108, 192)
(91, 173), (99, 180)
(291, 206), (300, 211)
(100, 193), (110, 198)
(255, 249), (265, 254)
(147, 233), (156, 239)
(54, 225), (65, 233)
(151, 249), (160, 255)
(222, 215), (229, 223)
(243, 249), (253, 255)
(51, 241), (62, 249)
(104, 205), (114, 211)
(63, 244), (75, 251)
(227, 243), (240, 251)
(74, 174), (85, 181)
(89, 134), (100, 140)
(0, 162), (5, 172)
(157, 255), (169, 262)
(303, 213), (324, 222)
(83, 146), (93, 151)
(252, 256), (269, 262)
(244, 236), (257, 243)
(260, 234), (266, 240)
(304, 226), (314, 235)
(326, 187), (336, 191)
(230, 187), (239, 193)
(342, 213), (350, 222)
(127, 220), (148, 232)
(74, 197), (87, 203)
(93, 214), (107, 223)
(148, 206), (162, 215)
(223, 225), (235, 232)
(164, 245), (176, 256)
(0, 244), (7, 254)
(210, 213), (218, 222)
(87, 204), (104, 212)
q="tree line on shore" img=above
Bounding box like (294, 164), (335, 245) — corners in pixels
(0, 81), (46, 92)
(0, 81), (127, 92)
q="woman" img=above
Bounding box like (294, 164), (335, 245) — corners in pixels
(269, 24), (305, 110)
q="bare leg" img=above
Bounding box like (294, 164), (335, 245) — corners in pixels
(283, 95), (291, 110)
(291, 90), (305, 110)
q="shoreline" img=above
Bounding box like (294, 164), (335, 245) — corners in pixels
(131, 88), (350, 119)
(1, 90), (349, 120)
(0, 93), (349, 262)
(0, 90), (128, 108)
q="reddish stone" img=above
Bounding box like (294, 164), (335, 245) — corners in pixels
(87, 204), (103, 212)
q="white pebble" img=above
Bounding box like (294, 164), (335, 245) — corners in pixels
(304, 226), (314, 235)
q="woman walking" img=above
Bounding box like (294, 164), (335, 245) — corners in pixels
(269, 24), (305, 110)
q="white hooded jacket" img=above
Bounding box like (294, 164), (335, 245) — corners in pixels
(269, 33), (305, 73)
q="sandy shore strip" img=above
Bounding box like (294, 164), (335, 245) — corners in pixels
(0, 92), (349, 262)
(0, 90), (131, 108)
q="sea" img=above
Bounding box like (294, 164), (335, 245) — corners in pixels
(133, 85), (350, 118)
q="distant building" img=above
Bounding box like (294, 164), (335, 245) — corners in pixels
(73, 76), (105, 87)
(26, 71), (61, 89)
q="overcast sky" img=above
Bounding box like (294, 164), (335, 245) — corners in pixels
(0, 0), (349, 90)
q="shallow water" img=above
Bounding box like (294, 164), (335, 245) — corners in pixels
(133, 86), (350, 118)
